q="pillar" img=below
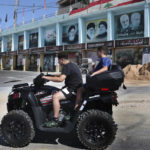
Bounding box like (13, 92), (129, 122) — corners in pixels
(24, 31), (29, 50)
(56, 23), (62, 46)
(23, 54), (29, 71)
(107, 11), (114, 41)
(10, 55), (17, 70)
(78, 17), (86, 43)
(12, 34), (18, 51)
(38, 27), (44, 47)
(37, 54), (44, 72)
(1, 55), (6, 70)
(144, 4), (150, 37)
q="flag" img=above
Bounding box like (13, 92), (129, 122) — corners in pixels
(23, 8), (24, 17)
(44, 0), (46, 10)
(33, 3), (35, 14)
(5, 14), (8, 22)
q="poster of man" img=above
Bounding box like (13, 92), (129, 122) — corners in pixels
(62, 23), (78, 45)
(7, 36), (12, 51)
(115, 11), (144, 39)
(86, 18), (107, 43)
(44, 27), (56, 46)
(29, 32), (38, 48)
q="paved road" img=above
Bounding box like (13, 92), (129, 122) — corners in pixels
(0, 70), (150, 150)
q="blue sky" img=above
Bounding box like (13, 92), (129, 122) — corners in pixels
(0, 0), (58, 30)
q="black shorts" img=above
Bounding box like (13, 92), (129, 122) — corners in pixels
(61, 87), (76, 99)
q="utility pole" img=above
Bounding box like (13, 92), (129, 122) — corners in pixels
(14, 0), (19, 27)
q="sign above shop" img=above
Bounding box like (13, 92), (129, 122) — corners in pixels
(8, 51), (17, 56)
(115, 38), (149, 47)
(30, 47), (44, 54)
(64, 44), (85, 51)
(46, 46), (62, 52)
(18, 49), (29, 55)
(87, 41), (114, 49)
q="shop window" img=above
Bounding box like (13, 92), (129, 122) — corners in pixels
(115, 48), (142, 68)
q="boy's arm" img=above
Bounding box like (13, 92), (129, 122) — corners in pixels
(42, 74), (66, 82)
(91, 66), (108, 77)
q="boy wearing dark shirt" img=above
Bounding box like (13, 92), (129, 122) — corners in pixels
(42, 52), (82, 127)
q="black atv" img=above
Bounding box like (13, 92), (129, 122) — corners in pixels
(1, 64), (125, 150)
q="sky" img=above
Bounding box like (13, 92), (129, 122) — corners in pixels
(0, 0), (58, 30)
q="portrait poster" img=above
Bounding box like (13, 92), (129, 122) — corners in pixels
(115, 48), (142, 68)
(115, 11), (144, 39)
(62, 23), (78, 45)
(29, 32), (38, 48)
(86, 18), (107, 43)
(7, 36), (12, 51)
(18, 35), (24, 50)
(44, 27), (56, 46)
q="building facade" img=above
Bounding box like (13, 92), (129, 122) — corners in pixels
(0, 0), (150, 72)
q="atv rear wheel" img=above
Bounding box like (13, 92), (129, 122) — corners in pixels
(77, 109), (117, 150)
(1, 110), (35, 147)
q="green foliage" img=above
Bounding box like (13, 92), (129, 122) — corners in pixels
(104, 3), (113, 8)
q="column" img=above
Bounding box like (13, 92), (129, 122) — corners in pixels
(10, 55), (17, 70)
(78, 17), (86, 43)
(1, 55), (6, 70)
(107, 11), (114, 41)
(2, 37), (7, 52)
(24, 31), (29, 50)
(37, 54), (43, 72)
(38, 27), (44, 47)
(23, 54), (29, 71)
(144, 4), (150, 37)
(56, 23), (62, 46)
(12, 33), (18, 51)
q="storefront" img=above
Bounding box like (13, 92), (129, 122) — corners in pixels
(44, 46), (62, 72)
(115, 38), (149, 68)
(64, 44), (84, 65)
(83, 41), (114, 63)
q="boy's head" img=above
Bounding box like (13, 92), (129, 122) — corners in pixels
(58, 52), (68, 65)
(97, 46), (107, 58)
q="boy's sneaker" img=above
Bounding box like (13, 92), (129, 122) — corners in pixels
(44, 118), (60, 128)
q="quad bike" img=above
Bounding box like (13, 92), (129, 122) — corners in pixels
(1, 65), (125, 150)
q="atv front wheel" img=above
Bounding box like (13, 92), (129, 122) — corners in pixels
(1, 110), (35, 147)
(77, 109), (117, 150)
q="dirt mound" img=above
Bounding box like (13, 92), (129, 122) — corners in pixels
(123, 63), (150, 80)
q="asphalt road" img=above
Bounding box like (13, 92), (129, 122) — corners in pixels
(0, 70), (150, 150)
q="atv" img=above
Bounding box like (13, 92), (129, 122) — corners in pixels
(1, 64), (124, 150)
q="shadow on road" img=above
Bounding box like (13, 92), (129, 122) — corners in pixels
(0, 130), (85, 149)
(33, 131), (85, 149)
